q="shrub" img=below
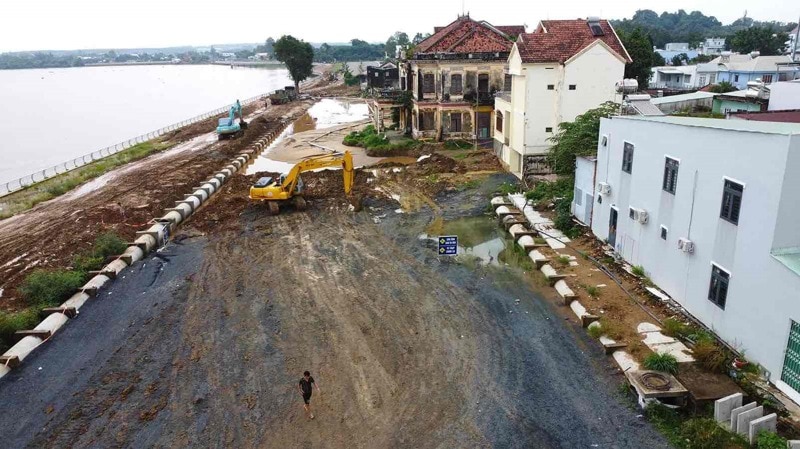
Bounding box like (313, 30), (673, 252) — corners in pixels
(72, 232), (127, 273)
(525, 177), (574, 204)
(585, 285), (600, 298)
(19, 269), (85, 307)
(596, 317), (624, 340)
(756, 430), (787, 449)
(0, 308), (41, 350)
(444, 140), (472, 150)
(72, 254), (105, 273)
(631, 265), (646, 277)
(693, 340), (727, 373)
(497, 182), (519, 196)
(643, 352), (679, 374)
(587, 324), (603, 339)
(557, 255), (571, 267)
(679, 417), (747, 449)
(663, 318), (690, 338)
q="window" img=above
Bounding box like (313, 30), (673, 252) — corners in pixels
(545, 127), (553, 133)
(422, 74), (435, 93)
(662, 157), (679, 194)
(450, 113), (462, 132)
(450, 74), (463, 95)
(763, 74), (773, 83)
(708, 264), (730, 309)
(734, 74), (739, 82)
(720, 179), (744, 225)
(569, 84), (577, 90)
(622, 142), (634, 173)
(504, 74), (512, 92)
(420, 111), (435, 131)
(660, 226), (668, 240)
(547, 84), (555, 90)
(496, 112), (503, 132)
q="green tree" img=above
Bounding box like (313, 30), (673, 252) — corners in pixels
(385, 32), (410, 58)
(670, 53), (689, 66)
(274, 35), (314, 91)
(690, 54), (714, 64)
(618, 28), (659, 88)
(709, 81), (737, 93)
(730, 26), (789, 55)
(547, 102), (620, 176)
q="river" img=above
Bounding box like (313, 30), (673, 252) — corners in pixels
(0, 64), (293, 185)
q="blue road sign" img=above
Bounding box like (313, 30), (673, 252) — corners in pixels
(438, 235), (458, 256)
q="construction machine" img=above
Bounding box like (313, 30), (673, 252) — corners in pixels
(249, 151), (354, 215)
(216, 99), (248, 140)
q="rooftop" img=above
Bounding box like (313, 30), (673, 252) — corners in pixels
(516, 19), (631, 64)
(614, 115), (800, 135)
(773, 248), (800, 277)
(728, 109), (800, 123)
(415, 16), (522, 55)
(710, 54), (799, 73)
(650, 92), (717, 104)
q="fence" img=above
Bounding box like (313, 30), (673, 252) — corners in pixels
(0, 92), (273, 198)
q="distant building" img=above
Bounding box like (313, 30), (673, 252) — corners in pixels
(650, 91), (717, 114)
(494, 17), (630, 178)
(709, 53), (800, 89)
(255, 53), (271, 60)
(649, 65), (698, 90)
(768, 80), (800, 111)
(655, 49), (699, 62)
(665, 43), (690, 52)
(588, 115), (800, 404)
(712, 89), (768, 114)
(701, 37), (726, 55)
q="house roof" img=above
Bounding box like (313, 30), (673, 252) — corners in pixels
(650, 92), (717, 104)
(515, 19), (631, 64)
(710, 54), (798, 73)
(416, 16), (522, 54)
(727, 109), (800, 123)
(614, 115), (800, 135)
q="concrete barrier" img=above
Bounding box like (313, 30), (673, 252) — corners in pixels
(103, 259), (129, 277)
(33, 313), (70, 335)
(190, 189), (209, 203)
(207, 178), (222, 190)
(179, 196), (201, 211)
(81, 274), (111, 296)
(4, 336), (43, 364)
(220, 168), (233, 177)
(160, 211), (184, 227)
(529, 250), (548, 268)
(509, 224), (529, 238)
(200, 182), (217, 195)
(63, 292), (91, 311)
(555, 280), (577, 305)
(121, 246), (145, 265)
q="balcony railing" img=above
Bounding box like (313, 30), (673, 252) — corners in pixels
(374, 89), (402, 100)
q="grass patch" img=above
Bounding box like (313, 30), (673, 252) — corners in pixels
(587, 324), (603, 339)
(643, 352), (679, 374)
(496, 182), (519, 196)
(756, 430), (787, 448)
(585, 285), (600, 298)
(592, 317), (624, 340)
(693, 340), (728, 373)
(458, 179), (481, 191)
(443, 139), (472, 150)
(556, 255), (571, 267)
(499, 242), (535, 272)
(344, 125), (419, 155)
(0, 141), (172, 219)
(645, 404), (748, 449)
(72, 232), (127, 272)
(0, 308), (42, 353)
(631, 265), (646, 277)
(19, 269), (85, 307)
(662, 318), (690, 338)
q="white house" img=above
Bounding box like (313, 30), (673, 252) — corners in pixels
(589, 115), (800, 402)
(665, 43), (690, 52)
(494, 17), (630, 177)
(769, 80), (800, 111)
(701, 37), (726, 55)
(650, 65), (698, 89)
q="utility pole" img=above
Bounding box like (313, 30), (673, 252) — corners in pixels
(794, 15), (800, 62)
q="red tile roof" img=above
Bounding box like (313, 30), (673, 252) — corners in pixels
(415, 16), (523, 54)
(516, 19), (631, 64)
(728, 109), (800, 123)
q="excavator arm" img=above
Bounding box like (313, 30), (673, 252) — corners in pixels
(280, 151), (354, 195)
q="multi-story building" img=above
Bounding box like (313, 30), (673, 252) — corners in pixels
(588, 115), (800, 402)
(394, 15), (524, 141)
(494, 18), (630, 178)
(701, 37), (726, 55)
(709, 53), (800, 90)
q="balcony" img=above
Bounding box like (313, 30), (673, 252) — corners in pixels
(374, 89), (402, 100)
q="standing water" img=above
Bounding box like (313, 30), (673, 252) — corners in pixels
(0, 64), (293, 184)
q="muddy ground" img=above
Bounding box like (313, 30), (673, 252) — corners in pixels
(0, 161), (669, 447)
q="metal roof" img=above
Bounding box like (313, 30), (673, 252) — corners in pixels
(650, 92), (717, 104)
(613, 115), (800, 135)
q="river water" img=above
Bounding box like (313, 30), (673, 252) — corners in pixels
(0, 64), (293, 185)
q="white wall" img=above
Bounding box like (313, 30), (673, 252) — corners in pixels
(523, 63), (559, 155)
(572, 157), (596, 225)
(562, 43), (625, 123)
(591, 116), (800, 398)
(769, 82), (800, 111)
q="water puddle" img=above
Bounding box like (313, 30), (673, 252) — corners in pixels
(247, 98), (369, 175)
(419, 216), (510, 266)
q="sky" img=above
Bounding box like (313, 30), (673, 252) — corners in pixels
(1, 0), (798, 52)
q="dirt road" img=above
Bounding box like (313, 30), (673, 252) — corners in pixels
(0, 172), (668, 448)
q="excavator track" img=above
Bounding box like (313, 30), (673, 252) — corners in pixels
(267, 201), (280, 215)
(294, 196), (307, 211)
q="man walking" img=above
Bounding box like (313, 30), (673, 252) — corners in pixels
(298, 371), (320, 419)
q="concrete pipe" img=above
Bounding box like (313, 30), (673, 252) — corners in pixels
(34, 312), (69, 335)
(141, 223), (168, 246)
(237, 155), (248, 164)
(0, 365), (10, 379)
(491, 196), (507, 206)
(82, 274), (111, 293)
(207, 178), (222, 189)
(231, 160), (242, 170)
(63, 292), (91, 310)
(180, 196), (201, 211)
(518, 235), (536, 249)
(122, 245), (145, 264)
(104, 259), (129, 276)
(221, 168), (233, 177)
(3, 336), (43, 363)
(200, 182), (217, 195)
(509, 224), (528, 238)
(225, 165), (237, 174)
(495, 206), (512, 217)
(134, 234), (158, 253)
(174, 203), (193, 219)
(161, 211), (184, 227)
(191, 189), (209, 203)
(214, 173), (227, 184)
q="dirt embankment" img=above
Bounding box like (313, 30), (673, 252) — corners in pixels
(0, 100), (316, 311)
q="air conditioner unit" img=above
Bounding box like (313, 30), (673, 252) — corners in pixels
(629, 207), (649, 224)
(597, 182), (611, 195)
(678, 238), (695, 254)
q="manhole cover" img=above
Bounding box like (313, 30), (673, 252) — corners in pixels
(641, 372), (671, 391)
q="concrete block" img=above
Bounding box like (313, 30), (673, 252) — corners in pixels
(160, 211), (184, 226)
(62, 292), (91, 311)
(554, 280), (576, 305)
(494, 206), (512, 217)
(120, 246), (145, 265)
(748, 413), (777, 444)
(220, 168), (233, 177)
(82, 274), (111, 297)
(207, 178), (222, 189)
(714, 393), (743, 423)
(788, 440), (800, 449)
(0, 365), (10, 379)
(540, 264), (565, 284)
(3, 336), (43, 363)
(581, 314), (600, 328)
(33, 312), (69, 335)
(200, 182), (217, 195)
(191, 189), (209, 203)
(509, 224), (529, 238)
(730, 402), (757, 432)
(735, 406), (763, 435)
(529, 250), (548, 268)
(518, 235), (536, 250)
(134, 234), (158, 253)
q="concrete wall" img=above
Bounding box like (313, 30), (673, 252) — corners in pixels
(713, 98), (762, 114)
(561, 43), (625, 123)
(591, 116), (800, 400)
(769, 82), (800, 111)
(523, 63), (560, 155)
(773, 137), (800, 250)
(572, 157), (597, 225)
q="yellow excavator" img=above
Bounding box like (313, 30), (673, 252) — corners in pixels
(249, 151), (354, 215)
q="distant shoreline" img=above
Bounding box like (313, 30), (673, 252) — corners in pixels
(0, 61), (287, 70)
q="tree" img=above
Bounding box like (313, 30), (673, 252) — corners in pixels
(690, 54), (714, 64)
(730, 26), (789, 56)
(618, 28), (658, 88)
(671, 53), (689, 66)
(709, 81), (737, 93)
(547, 102), (620, 176)
(274, 35), (314, 91)
(385, 32), (410, 58)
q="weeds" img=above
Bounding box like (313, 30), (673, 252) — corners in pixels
(631, 265), (646, 277)
(662, 318), (690, 339)
(19, 269), (85, 307)
(756, 431), (787, 449)
(72, 232), (127, 273)
(587, 324), (603, 339)
(344, 125), (419, 154)
(643, 352), (679, 374)
(645, 404), (748, 449)
(496, 182), (519, 196)
(0, 308), (41, 352)
(693, 340), (728, 373)
(557, 255), (571, 267)
(595, 317), (624, 340)
(458, 179), (481, 191)
(585, 285), (600, 298)
(443, 140), (473, 150)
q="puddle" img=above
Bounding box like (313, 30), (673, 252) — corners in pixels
(247, 98), (369, 175)
(420, 216), (516, 266)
